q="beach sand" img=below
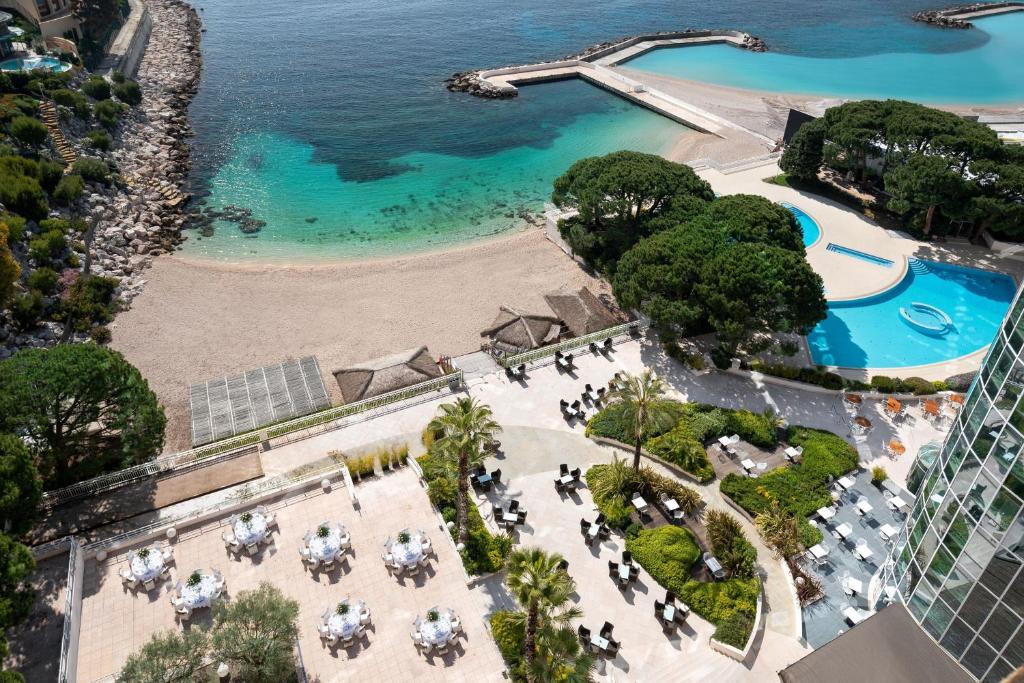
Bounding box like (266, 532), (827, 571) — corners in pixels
(110, 227), (609, 450)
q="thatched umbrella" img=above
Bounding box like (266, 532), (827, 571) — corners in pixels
(332, 347), (443, 404)
(480, 305), (562, 356)
(543, 287), (618, 337)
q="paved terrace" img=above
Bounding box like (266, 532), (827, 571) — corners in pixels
(469, 426), (809, 680)
(74, 468), (505, 682)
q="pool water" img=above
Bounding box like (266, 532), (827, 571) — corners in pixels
(783, 204), (820, 248)
(0, 56), (71, 73)
(807, 260), (1016, 369)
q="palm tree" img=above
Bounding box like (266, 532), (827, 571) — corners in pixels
(606, 370), (680, 470)
(527, 624), (595, 683)
(427, 397), (502, 546)
(506, 547), (582, 682)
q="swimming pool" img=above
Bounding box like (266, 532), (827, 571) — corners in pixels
(807, 260), (1016, 369)
(782, 204), (820, 248)
(0, 56), (71, 73)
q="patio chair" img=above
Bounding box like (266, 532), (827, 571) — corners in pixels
(506, 366), (517, 380)
(580, 519), (591, 535)
(450, 613), (462, 634)
(143, 579), (156, 592)
(418, 554), (431, 568)
(222, 532), (239, 551)
(622, 550), (632, 565)
(407, 564), (420, 576)
(603, 337), (613, 351)
(119, 568), (139, 590)
(558, 558), (569, 573)
(420, 536), (432, 555)
(555, 478), (566, 493)
(595, 513), (606, 525)
(264, 512), (277, 529)
(600, 622), (615, 639)
(161, 547), (175, 564)
(606, 638), (620, 657)
(339, 532), (352, 549)
(516, 510), (527, 525)
(318, 623), (333, 640)
(321, 559), (335, 572)
(490, 469), (502, 484)
(584, 383), (596, 400)
(608, 560), (618, 576)
(654, 599), (665, 615)
(666, 590), (676, 604)
(628, 565), (639, 582)
(435, 644), (449, 656)
(410, 630), (424, 650)
(517, 364), (526, 379)
(560, 400), (571, 417)
(578, 625), (591, 647)
(597, 386), (607, 399)
(245, 543), (258, 556)
(590, 342), (599, 354)
(560, 463), (570, 476)
(160, 565), (171, 579)
(359, 607), (372, 625)
(598, 525), (611, 540)
(570, 467), (581, 481)
(508, 499), (520, 513)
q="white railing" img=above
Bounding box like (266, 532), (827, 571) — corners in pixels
(55, 537), (83, 683)
(43, 370), (463, 508)
(496, 322), (641, 368)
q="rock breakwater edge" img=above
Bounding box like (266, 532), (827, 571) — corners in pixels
(89, 0), (201, 302)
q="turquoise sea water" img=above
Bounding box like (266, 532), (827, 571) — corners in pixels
(623, 13), (1024, 103)
(184, 1), (1022, 260)
(194, 81), (687, 259)
(807, 261), (1016, 369)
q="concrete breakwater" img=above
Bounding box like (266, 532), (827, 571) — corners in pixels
(913, 2), (1024, 28)
(445, 29), (766, 99)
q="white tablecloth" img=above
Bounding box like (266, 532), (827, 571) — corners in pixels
(130, 551), (164, 582)
(234, 513), (268, 546)
(179, 575), (219, 609)
(328, 610), (361, 638)
(308, 528), (342, 562)
(391, 538), (424, 567)
(420, 615), (453, 646)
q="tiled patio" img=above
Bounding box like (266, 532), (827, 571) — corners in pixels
(473, 428), (809, 681)
(800, 468), (911, 648)
(706, 438), (790, 479)
(75, 468), (505, 682)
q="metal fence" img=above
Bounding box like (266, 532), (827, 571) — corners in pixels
(43, 370), (463, 509)
(496, 321), (641, 368)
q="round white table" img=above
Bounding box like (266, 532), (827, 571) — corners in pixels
(130, 551), (165, 582)
(328, 609), (362, 639)
(308, 528), (342, 562)
(419, 615), (453, 646)
(234, 513), (268, 546)
(179, 575), (219, 609)
(391, 537), (424, 567)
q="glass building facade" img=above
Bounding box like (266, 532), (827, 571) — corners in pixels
(880, 286), (1024, 681)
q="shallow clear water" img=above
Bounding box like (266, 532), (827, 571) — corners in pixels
(183, 0), (1012, 260)
(623, 13), (1024, 103)
(807, 261), (1017, 369)
(783, 204), (820, 248)
(194, 81), (687, 259)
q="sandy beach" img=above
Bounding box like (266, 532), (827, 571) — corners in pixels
(110, 227), (609, 450)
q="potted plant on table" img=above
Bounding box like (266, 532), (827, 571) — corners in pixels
(427, 609), (440, 623)
(336, 602), (350, 616)
(240, 511), (253, 526)
(187, 571), (202, 587)
(317, 525), (330, 539)
(397, 531), (411, 545)
(137, 548), (150, 560)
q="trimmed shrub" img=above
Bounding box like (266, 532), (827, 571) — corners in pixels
(625, 526), (701, 586)
(712, 608), (755, 649)
(81, 75), (111, 100)
(489, 610), (525, 668)
(722, 408), (778, 448)
(678, 578), (760, 626)
(53, 173), (84, 205)
(51, 88), (90, 118)
(585, 401), (632, 442)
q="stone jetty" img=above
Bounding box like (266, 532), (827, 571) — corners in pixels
(913, 2), (1024, 28)
(446, 29), (767, 99)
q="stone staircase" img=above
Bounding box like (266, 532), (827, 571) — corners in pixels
(39, 100), (77, 167)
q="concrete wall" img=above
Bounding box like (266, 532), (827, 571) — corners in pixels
(582, 29), (748, 64)
(97, 0), (150, 78)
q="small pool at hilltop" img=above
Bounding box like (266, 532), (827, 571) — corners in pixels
(782, 203), (820, 248)
(0, 56), (72, 73)
(807, 260), (1016, 369)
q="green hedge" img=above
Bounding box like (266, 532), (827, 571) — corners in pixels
(625, 526), (701, 585)
(490, 610), (525, 670)
(870, 375), (948, 395)
(587, 401), (777, 482)
(419, 453), (511, 575)
(749, 361), (868, 391)
(720, 425), (858, 544)
(627, 527), (759, 649)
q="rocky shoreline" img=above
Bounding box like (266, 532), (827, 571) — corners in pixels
(912, 2), (1024, 28)
(446, 29), (767, 99)
(1, 0), (202, 356)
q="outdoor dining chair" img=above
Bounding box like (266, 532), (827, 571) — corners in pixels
(578, 625), (591, 648)
(570, 467), (581, 481)
(600, 622), (615, 640)
(560, 463), (570, 476)
(119, 568), (139, 590)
